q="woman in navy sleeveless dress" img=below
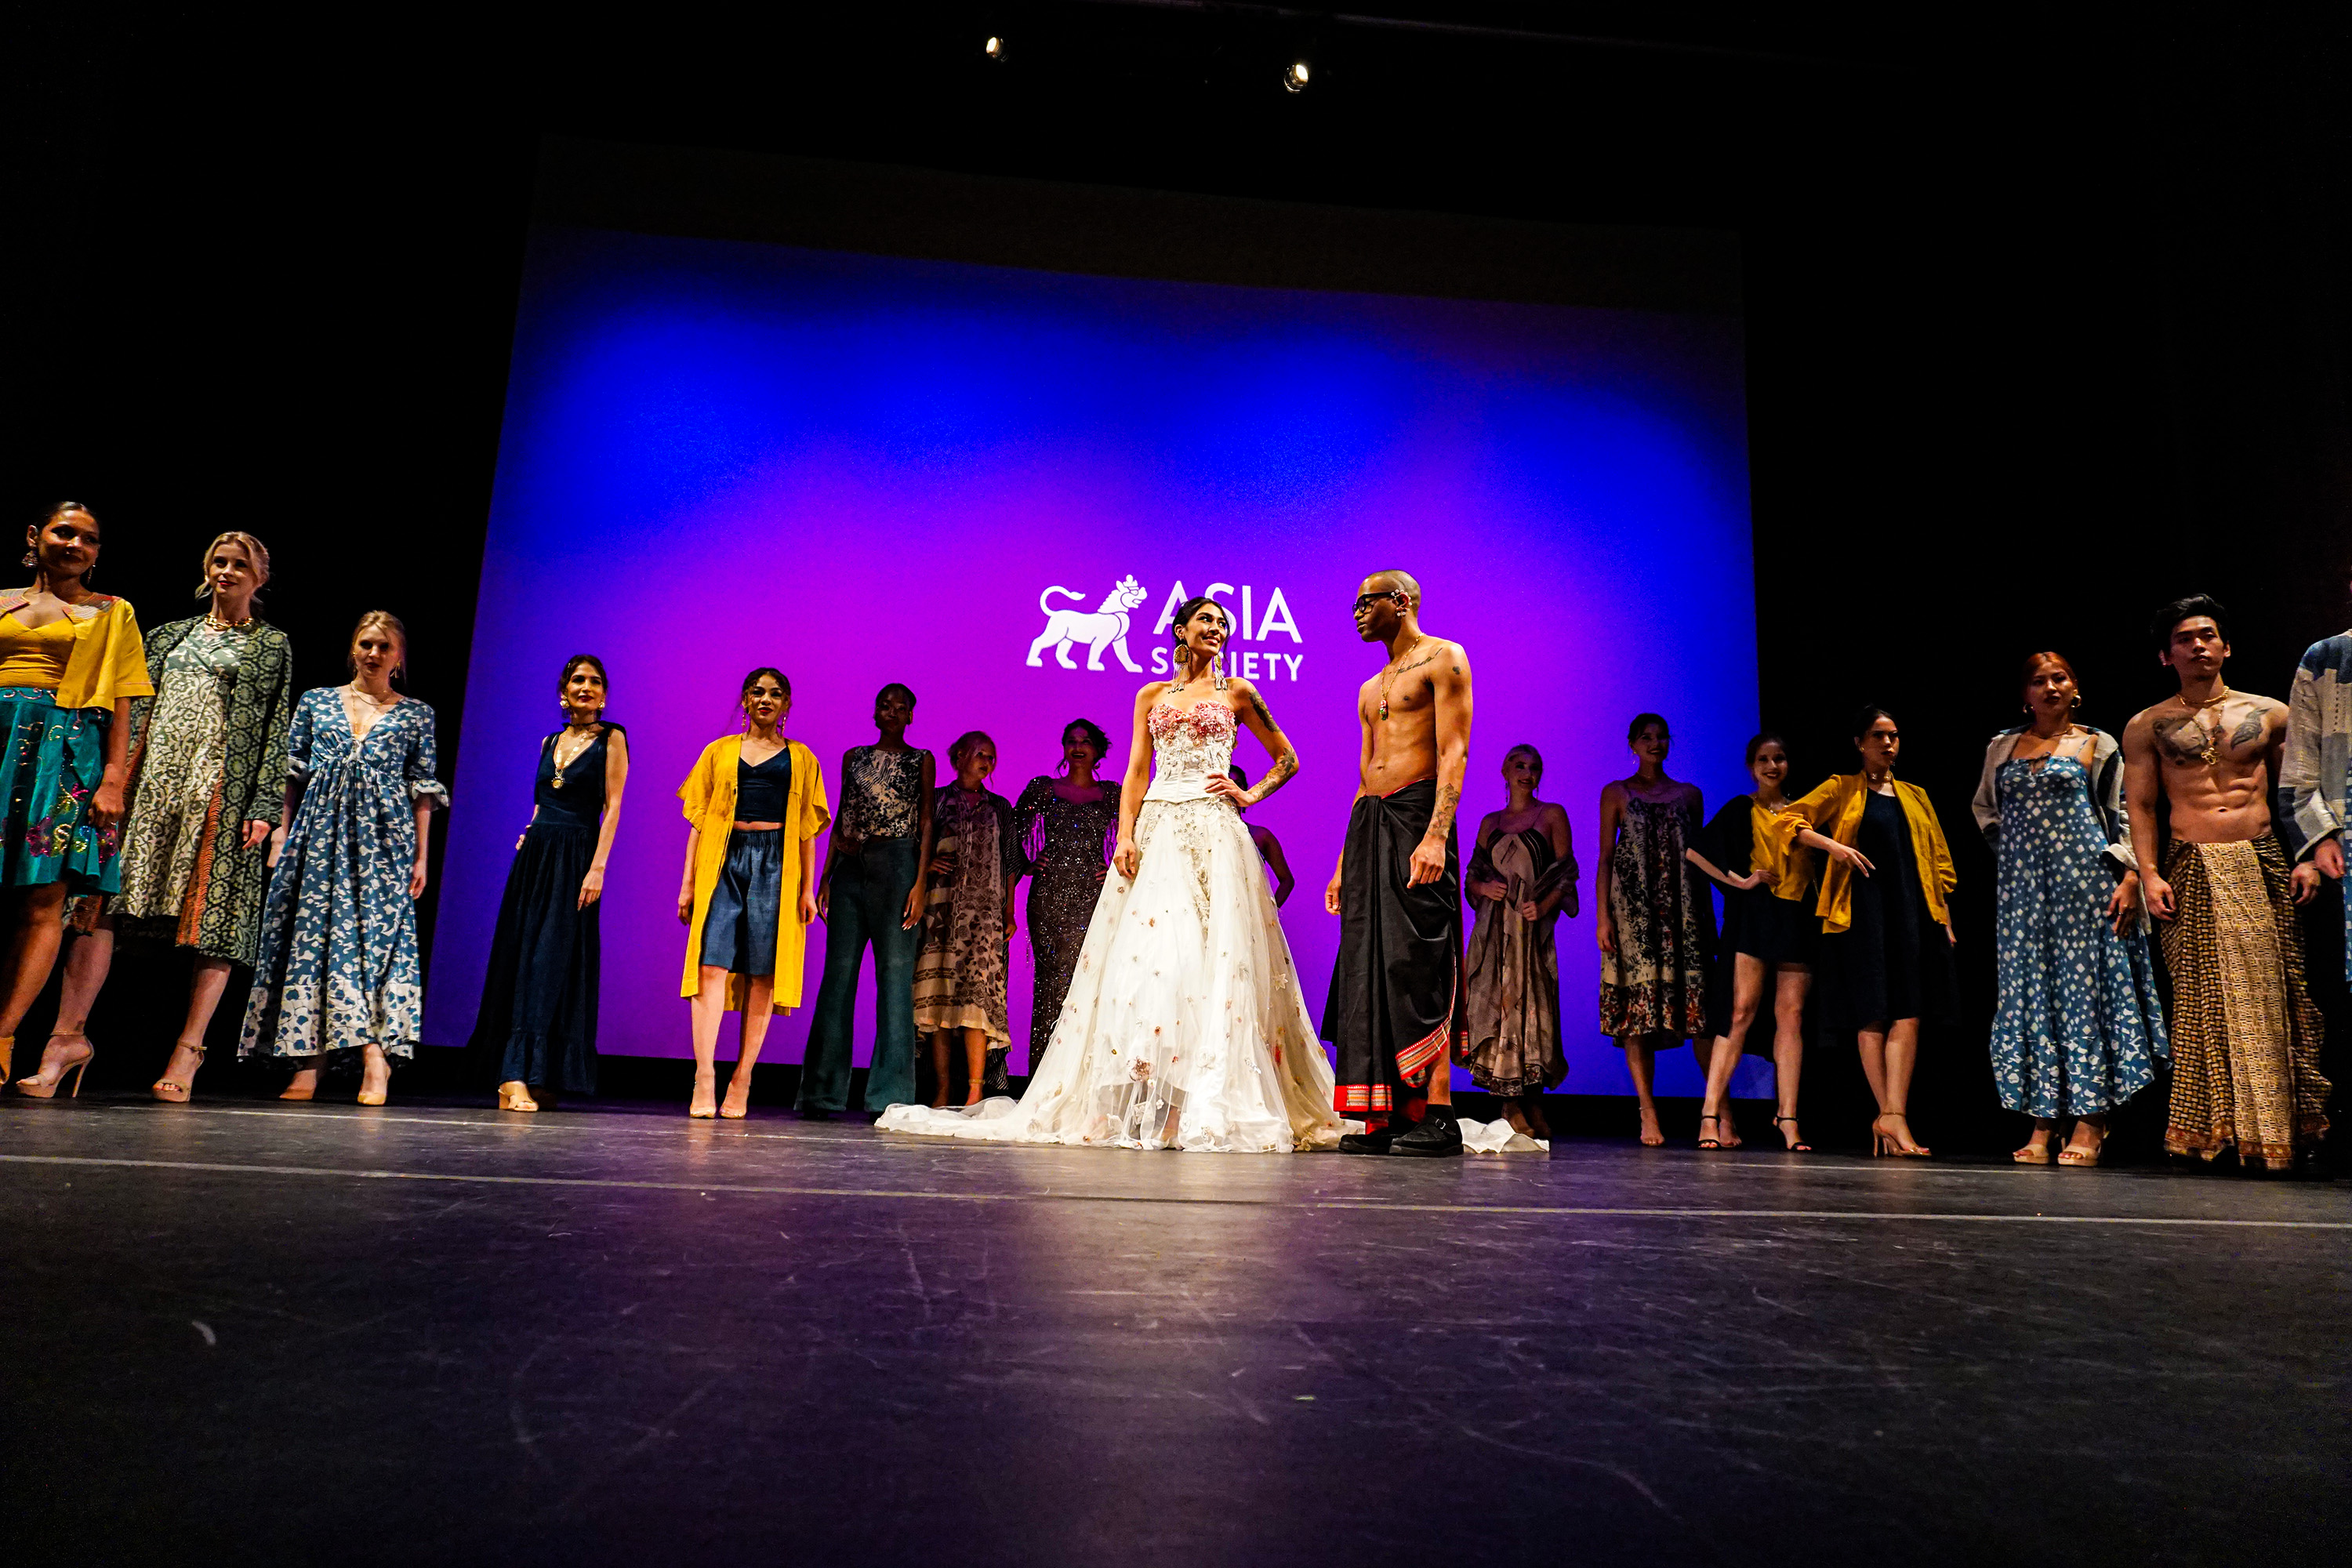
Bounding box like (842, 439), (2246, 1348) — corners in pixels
(470, 657), (629, 1109)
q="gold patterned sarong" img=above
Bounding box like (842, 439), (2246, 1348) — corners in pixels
(2158, 835), (2330, 1169)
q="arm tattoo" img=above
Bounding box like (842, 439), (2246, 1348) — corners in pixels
(1261, 748), (1298, 791)
(1431, 781), (1461, 837)
(2229, 706), (2267, 748)
(1244, 688), (1278, 732)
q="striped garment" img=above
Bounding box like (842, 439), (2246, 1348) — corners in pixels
(2278, 630), (2351, 985)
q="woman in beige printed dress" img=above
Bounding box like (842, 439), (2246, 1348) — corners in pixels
(912, 731), (1022, 1105)
(1464, 743), (1578, 1138)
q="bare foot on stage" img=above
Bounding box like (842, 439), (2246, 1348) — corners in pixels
(1523, 1098), (1552, 1139)
(1637, 1105), (1664, 1146)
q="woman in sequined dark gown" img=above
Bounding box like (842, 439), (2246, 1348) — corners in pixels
(1011, 718), (1118, 1083)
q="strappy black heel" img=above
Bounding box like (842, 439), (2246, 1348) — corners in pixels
(1772, 1114), (1813, 1152)
(1697, 1112), (1726, 1150)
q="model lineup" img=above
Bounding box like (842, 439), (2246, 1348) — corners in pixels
(2, 513), (2338, 1173)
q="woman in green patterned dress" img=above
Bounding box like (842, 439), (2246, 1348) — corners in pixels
(46, 532), (293, 1101)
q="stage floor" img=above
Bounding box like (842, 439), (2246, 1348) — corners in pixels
(5, 1096), (2346, 1566)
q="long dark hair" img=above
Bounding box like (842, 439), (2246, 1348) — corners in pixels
(1170, 595), (1230, 649)
(737, 666), (789, 728)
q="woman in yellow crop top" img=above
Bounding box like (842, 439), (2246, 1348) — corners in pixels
(3, 503), (152, 1098)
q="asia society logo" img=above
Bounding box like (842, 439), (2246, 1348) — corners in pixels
(1027, 575), (1305, 683)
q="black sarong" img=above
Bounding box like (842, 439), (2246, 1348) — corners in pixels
(1322, 778), (1469, 1129)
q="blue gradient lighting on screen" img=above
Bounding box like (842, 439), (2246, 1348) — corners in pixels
(428, 225), (1766, 1099)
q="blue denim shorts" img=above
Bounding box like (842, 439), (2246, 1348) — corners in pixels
(699, 827), (783, 975)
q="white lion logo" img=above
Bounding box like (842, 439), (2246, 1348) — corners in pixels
(1028, 575), (1149, 673)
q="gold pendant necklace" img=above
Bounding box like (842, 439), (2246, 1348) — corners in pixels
(550, 721), (597, 787)
(2181, 688), (2230, 765)
(1376, 635), (1425, 720)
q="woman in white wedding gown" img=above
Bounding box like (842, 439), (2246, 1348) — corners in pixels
(878, 596), (1345, 1152)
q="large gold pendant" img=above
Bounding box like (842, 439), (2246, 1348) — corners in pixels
(550, 774), (564, 789)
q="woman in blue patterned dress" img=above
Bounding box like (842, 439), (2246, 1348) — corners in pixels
(238, 612), (448, 1105)
(1973, 651), (2166, 1166)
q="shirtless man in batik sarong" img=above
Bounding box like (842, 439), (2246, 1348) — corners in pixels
(2125, 594), (2329, 1172)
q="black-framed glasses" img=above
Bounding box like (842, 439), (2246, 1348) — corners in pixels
(1352, 591), (1403, 613)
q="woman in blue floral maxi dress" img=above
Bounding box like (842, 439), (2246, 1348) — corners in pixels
(1974, 653), (2166, 1167)
(239, 613), (447, 1104)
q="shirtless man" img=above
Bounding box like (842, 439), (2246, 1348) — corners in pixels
(2123, 594), (2329, 1171)
(1322, 571), (1474, 1156)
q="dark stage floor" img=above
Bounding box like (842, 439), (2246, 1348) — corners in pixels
(4, 1095), (2345, 1566)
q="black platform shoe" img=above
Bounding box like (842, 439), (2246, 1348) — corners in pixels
(1391, 1105), (1465, 1159)
(1338, 1124), (1402, 1156)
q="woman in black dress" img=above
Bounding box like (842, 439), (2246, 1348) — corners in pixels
(1011, 718), (1119, 1081)
(1685, 733), (1818, 1150)
(470, 655), (630, 1111)
(1773, 706), (1957, 1156)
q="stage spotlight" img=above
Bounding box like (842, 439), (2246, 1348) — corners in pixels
(985, 34), (1007, 62)
(1283, 60), (1310, 93)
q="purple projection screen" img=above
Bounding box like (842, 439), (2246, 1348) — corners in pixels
(426, 223), (1769, 1098)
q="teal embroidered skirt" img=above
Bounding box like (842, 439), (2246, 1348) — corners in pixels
(0, 688), (121, 892)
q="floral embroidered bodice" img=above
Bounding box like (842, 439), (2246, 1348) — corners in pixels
(1148, 699), (1237, 788)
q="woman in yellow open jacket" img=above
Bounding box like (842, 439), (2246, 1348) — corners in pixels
(1764, 706), (1956, 1158)
(676, 667), (829, 1120)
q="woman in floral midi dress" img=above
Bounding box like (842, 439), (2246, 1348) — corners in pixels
(239, 612), (446, 1104)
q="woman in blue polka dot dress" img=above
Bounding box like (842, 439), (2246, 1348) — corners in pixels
(1973, 651), (2167, 1166)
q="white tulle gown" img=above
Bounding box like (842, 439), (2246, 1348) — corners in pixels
(877, 696), (1346, 1152)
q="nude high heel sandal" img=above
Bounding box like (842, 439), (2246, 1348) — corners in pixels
(497, 1081), (540, 1113)
(1871, 1111), (1932, 1158)
(15, 1036), (96, 1099)
(152, 1040), (206, 1103)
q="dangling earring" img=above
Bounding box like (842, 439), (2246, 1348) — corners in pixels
(20, 550), (34, 569)
(1170, 642), (1187, 690)
(1212, 651), (1227, 691)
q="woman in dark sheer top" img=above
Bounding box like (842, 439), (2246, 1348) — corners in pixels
(1012, 719), (1119, 1080)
